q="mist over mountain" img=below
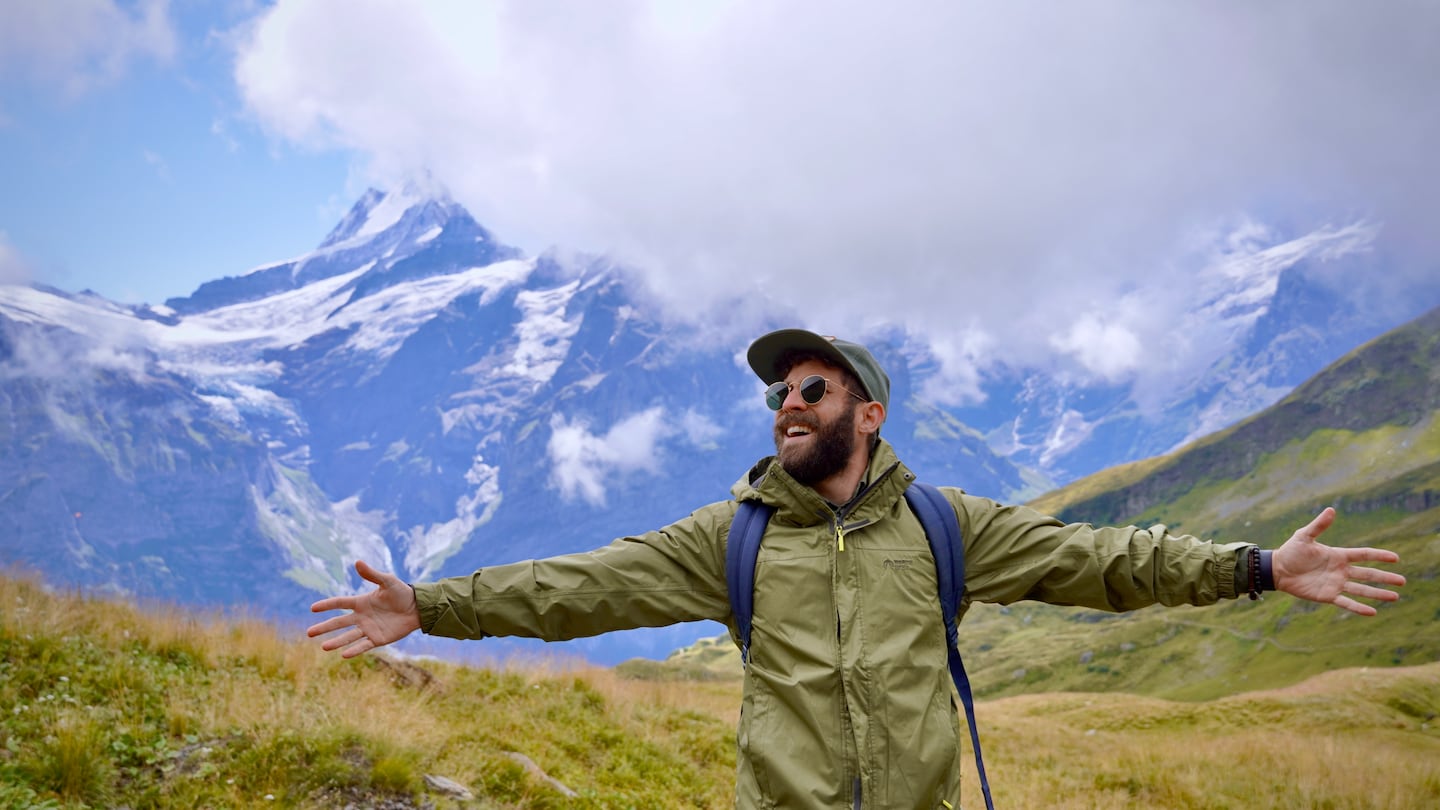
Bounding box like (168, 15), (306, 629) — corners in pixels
(1, 189), (1435, 664)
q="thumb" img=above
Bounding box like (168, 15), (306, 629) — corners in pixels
(354, 559), (394, 588)
(1298, 507), (1337, 542)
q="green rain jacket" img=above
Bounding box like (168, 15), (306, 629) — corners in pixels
(414, 439), (1250, 809)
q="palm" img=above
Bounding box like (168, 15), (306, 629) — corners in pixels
(1272, 508), (1405, 616)
(306, 560), (422, 658)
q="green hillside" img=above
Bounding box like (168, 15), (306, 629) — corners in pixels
(654, 307), (1440, 701)
(0, 572), (738, 809)
(5, 570), (1438, 810)
(966, 305), (1440, 700)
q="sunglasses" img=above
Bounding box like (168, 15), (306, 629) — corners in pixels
(765, 374), (868, 411)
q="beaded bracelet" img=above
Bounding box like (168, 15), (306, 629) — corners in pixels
(1247, 546), (1263, 601)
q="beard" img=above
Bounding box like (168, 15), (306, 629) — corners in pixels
(774, 405), (859, 487)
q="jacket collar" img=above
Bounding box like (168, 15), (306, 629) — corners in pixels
(734, 438), (913, 526)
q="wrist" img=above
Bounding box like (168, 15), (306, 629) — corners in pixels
(1246, 547), (1276, 600)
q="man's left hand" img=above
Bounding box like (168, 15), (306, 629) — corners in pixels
(1272, 507), (1406, 615)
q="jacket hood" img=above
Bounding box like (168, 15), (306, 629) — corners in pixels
(730, 438), (914, 525)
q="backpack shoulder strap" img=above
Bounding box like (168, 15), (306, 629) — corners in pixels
(903, 482), (964, 637)
(903, 481), (995, 810)
(725, 499), (774, 668)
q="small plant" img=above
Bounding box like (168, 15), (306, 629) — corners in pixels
(369, 754), (419, 795)
(28, 715), (115, 807)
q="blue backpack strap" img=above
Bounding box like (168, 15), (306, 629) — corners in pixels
(905, 482), (995, 810)
(726, 499), (774, 668)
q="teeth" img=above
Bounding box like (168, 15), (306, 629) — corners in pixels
(787, 426), (811, 437)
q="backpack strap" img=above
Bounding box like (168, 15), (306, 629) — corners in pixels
(726, 499), (774, 668)
(904, 482), (994, 810)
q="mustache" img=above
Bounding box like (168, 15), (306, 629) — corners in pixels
(775, 413), (820, 433)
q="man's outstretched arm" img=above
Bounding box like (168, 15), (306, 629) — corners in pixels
(307, 560), (422, 658)
(1273, 507), (1406, 615)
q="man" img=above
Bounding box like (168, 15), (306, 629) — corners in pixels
(308, 328), (1406, 810)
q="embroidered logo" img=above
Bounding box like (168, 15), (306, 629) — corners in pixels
(882, 558), (913, 571)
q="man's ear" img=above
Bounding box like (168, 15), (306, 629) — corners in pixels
(856, 401), (886, 436)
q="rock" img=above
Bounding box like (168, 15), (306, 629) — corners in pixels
(504, 752), (579, 798)
(422, 774), (473, 800)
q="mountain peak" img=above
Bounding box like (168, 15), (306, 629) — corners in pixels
(317, 183), (459, 250)
(164, 186), (508, 315)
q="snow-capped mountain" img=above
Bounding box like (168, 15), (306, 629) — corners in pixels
(951, 223), (1416, 481)
(2, 190), (1434, 664)
(0, 188), (1038, 664)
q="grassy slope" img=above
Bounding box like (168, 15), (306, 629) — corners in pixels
(969, 305), (1440, 701)
(0, 572), (737, 809)
(5, 571), (1439, 810)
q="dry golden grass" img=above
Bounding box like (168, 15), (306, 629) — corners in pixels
(965, 666), (1440, 809)
(5, 571), (1437, 809)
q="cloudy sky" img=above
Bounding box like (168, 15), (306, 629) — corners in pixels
(3, 0), (1439, 400)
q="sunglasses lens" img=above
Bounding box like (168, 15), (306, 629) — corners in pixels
(764, 382), (788, 410)
(800, 375), (828, 405)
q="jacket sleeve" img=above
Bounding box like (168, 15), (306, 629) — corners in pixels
(413, 500), (735, 642)
(951, 491), (1250, 611)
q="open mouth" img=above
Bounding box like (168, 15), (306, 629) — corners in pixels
(778, 417), (817, 444)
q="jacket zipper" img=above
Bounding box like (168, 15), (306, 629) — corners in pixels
(832, 462), (900, 551)
(831, 460), (901, 807)
(834, 515), (873, 552)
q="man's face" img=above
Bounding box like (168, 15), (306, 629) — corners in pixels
(772, 359), (862, 486)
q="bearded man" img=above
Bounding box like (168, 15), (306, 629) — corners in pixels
(308, 328), (1406, 810)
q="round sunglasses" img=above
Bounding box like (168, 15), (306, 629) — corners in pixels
(765, 374), (868, 411)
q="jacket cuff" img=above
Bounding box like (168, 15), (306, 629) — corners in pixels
(413, 582), (442, 634)
(1223, 546), (1248, 600)
(412, 578), (491, 640)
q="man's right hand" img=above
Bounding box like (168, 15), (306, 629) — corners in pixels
(307, 560), (422, 658)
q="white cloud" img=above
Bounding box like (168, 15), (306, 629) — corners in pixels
(0, 0), (177, 96)
(679, 409), (724, 452)
(547, 408), (668, 506)
(1049, 313), (1145, 383)
(917, 328), (997, 407)
(142, 149), (171, 182)
(0, 233), (31, 286)
(230, 1), (1440, 390)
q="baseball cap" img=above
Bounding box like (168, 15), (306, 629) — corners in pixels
(746, 329), (891, 410)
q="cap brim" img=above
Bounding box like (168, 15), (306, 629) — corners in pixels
(747, 329), (864, 387)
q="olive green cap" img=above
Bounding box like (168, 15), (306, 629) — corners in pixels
(746, 329), (891, 410)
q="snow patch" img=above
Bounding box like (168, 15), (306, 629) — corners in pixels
(505, 279), (582, 384)
(401, 451), (502, 579)
(342, 260), (535, 357)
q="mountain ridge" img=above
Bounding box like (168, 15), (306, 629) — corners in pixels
(2, 188), (1436, 666)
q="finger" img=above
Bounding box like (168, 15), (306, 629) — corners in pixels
(1340, 548), (1401, 565)
(1333, 595), (1378, 617)
(1343, 581), (1401, 603)
(340, 636), (375, 659)
(1346, 565), (1406, 587)
(310, 595), (357, 614)
(321, 626), (367, 652)
(1299, 507), (1336, 541)
(307, 613), (357, 638)
(355, 560), (396, 588)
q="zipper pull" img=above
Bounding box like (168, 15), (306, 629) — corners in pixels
(836, 523), (846, 552)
